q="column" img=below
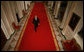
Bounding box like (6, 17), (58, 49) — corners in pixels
(54, 1), (61, 18)
(20, 1), (25, 11)
(1, 19), (10, 39)
(25, 1), (32, 10)
(9, 1), (18, 25)
(1, 4), (12, 39)
(53, 1), (57, 15)
(1, 1), (14, 34)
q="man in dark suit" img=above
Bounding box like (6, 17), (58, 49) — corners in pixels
(32, 15), (40, 32)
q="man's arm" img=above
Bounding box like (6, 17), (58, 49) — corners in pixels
(38, 18), (40, 23)
(37, 18), (40, 25)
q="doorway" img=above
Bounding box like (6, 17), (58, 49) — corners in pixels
(78, 27), (83, 39)
(16, 13), (20, 23)
(57, 1), (68, 22)
(52, 1), (56, 12)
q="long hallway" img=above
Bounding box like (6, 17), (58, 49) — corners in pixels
(15, 2), (59, 51)
(1, 1), (83, 51)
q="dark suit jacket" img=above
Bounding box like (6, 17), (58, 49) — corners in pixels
(32, 17), (40, 27)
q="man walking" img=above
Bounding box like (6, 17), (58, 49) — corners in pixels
(32, 15), (40, 32)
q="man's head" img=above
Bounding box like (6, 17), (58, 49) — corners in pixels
(35, 15), (37, 19)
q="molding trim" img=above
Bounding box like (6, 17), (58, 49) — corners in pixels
(45, 4), (60, 51)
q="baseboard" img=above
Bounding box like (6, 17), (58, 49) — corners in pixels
(8, 30), (16, 40)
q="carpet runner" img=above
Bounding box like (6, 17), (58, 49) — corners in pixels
(15, 2), (59, 51)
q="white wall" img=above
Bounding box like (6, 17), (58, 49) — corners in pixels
(62, 1), (83, 39)
(1, 1), (26, 39)
(62, 1), (83, 50)
(1, 4), (13, 39)
(9, 1), (18, 25)
(73, 1), (83, 50)
(1, 18), (10, 39)
(74, 33), (83, 50)
(73, 1), (83, 33)
(60, 1), (73, 29)
(15, 1), (23, 18)
(25, 1), (32, 10)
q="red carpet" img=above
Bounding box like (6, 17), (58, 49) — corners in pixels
(15, 2), (58, 51)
